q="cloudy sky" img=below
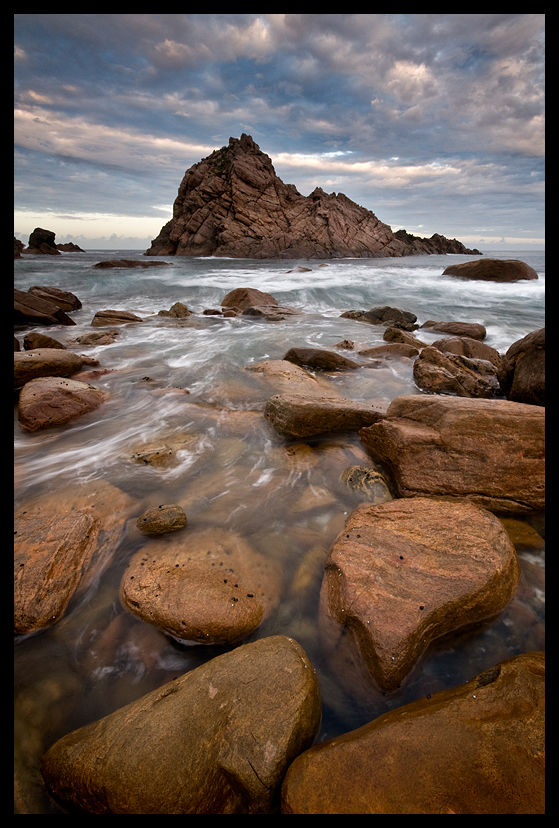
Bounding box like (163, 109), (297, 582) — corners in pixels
(14, 14), (545, 250)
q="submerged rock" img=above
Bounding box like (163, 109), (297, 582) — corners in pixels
(120, 527), (283, 645)
(145, 134), (479, 260)
(135, 504), (187, 535)
(359, 394), (544, 513)
(41, 635), (322, 814)
(14, 482), (133, 635)
(281, 651), (544, 814)
(318, 497), (520, 695)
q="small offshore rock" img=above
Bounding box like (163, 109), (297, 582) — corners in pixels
(443, 258), (538, 282)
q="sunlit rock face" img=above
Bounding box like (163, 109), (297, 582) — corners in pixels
(145, 134), (480, 260)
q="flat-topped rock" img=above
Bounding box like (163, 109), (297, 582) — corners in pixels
(91, 309), (143, 326)
(14, 348), (83, 388)
(265, 393), (388, 440)
(359, 395), (544, 513)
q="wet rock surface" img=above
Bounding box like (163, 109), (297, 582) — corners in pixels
(281, 651), (544, 814)
(41, 635), (322, 814)
(14, 482), (134, 635)
(265, 393), (388, 439)
(18, 376), (107, 432)
(120, 527), (283, 644)
(442, 258), (539, 282)
(359, 395), (544, 513)
(318, 497), (520, 694)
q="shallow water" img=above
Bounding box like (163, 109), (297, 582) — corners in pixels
(14, 250), (545, 813)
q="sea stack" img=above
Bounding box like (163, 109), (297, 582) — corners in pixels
(145, 134), (480, 260)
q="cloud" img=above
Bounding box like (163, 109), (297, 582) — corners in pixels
(14, 14), (544, 244)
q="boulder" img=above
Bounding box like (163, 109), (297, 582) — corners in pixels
(23, 227), (60, 255)
(14, 288), (76, 327)
(41, 635), (321, 814)
(14, 481), (133, 635)
(91, 309), (143, 326)
(221, 287), (279, 312)
(120, 527), (283, 645)
(430, 335), (502, 368)
(281, 651), (544, 814)
(264, 393), (388, 440)
(412, 345), (500, 397)
(340, 306), (417, 331)
(27, 285), (82, 311)
(135, 504), (187, 535)
(75, 330), (120, 346)
(318, 497), (520, 695)
(443, 258), (538, 282)
(93, 259), (168, 269)
(157, 301), (191, 318)
(144, 134), (479, 259)
(14, 348), (83, 388)
(283, 347), (361, 371)
(497, 327), (544, 406)
(359, 395), (544, 513)
(23, 333), (67, 350)
(244, 359), (341, 399)
(420, 319), (486, 340)
(18, 376), (107, 432)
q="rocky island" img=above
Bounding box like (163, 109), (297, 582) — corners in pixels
(145, 134), (480, 260)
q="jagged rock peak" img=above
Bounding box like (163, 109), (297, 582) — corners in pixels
(145, 135), (480, 260)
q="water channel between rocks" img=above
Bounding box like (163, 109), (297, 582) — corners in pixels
(14, 251), (545, 814)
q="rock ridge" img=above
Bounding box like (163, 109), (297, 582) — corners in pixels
(145, 134), (481, 260)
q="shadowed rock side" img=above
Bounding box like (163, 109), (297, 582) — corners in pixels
(145, 134), (481, 260)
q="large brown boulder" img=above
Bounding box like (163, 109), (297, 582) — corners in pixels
(18, 376), (107, 432)
(221, 287), (279, 312)
(14, 348), (83, 388)
(14, 482), (133, 635)
(144, 134), (479, 259)
(264, 393), (387, 440)
(28, 285), (82, 311)
(359, 395), (544, 513)
(412, 345), (500, 397)
(93, 259), (168, 269)
(41, 635), (322, 814)
(497, 327), (544, 406)
(244, 359), (342, 400)
(443, 258), (538, 282)
(281, 651), (545, 814)
(14, 288), (76, 326)
(120, 527), (283, 645)
(318, 498), (519, 695)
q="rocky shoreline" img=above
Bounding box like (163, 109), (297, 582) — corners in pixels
(14, 278), (544, 813)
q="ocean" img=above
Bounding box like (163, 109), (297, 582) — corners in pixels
(14, 249), (545, 813)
